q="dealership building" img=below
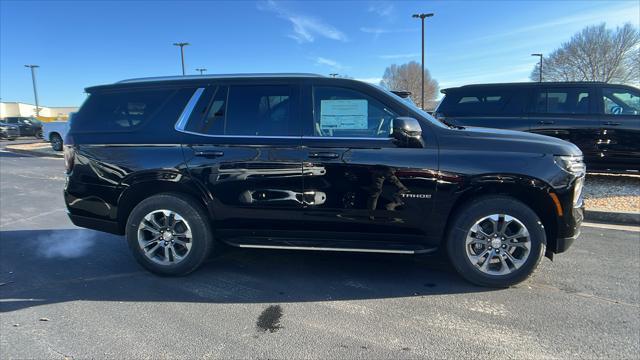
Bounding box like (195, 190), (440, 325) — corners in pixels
(0, 102), (78, 121)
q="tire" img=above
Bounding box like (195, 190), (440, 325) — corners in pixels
(446, 195), (546, 288)
(125, 193), (214, 276)
(50, 133), (63, 151)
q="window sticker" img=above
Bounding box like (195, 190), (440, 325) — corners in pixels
(320, 99), (368, 130)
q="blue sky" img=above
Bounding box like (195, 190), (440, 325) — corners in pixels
(1, 0), (638, 106)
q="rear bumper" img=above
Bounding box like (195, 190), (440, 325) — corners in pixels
(68, 213), (123, 235)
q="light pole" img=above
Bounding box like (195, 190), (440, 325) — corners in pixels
(195, 68), (207, 75)
(412, 12), (434, 110)
(173, 42), (190, 76)
(531, 53), (543, 82)
(329, 73), (338, 78)
(24, 65), (40, 117)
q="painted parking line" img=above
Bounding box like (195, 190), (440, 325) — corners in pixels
(582, 221), (639, 233)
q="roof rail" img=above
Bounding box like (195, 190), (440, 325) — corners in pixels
(117, 73), (325, 84)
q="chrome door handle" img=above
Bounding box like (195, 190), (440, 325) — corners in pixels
(194, 150), (224, 158)
(308, 152), (339, 159)
(604, 121), (621, 126)
(538, 120), (555, 125)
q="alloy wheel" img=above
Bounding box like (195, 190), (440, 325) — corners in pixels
(465, 214), (531, 276)
(137, 209), (193, 265)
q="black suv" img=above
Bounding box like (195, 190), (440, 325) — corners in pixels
(434, 82), (640, 173)
(64, 74), (584, 287)
(3, 117), (43, 137)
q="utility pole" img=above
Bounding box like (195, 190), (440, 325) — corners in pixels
(173, 42), (190, 76)
(412, 13), (434, 110)
(329, 73), (338, 78)
(195, 68), (207, 75)
(531, 53), (543, 82)
(24, 65), (40, 117)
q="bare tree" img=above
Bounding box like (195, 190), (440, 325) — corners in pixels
(380, 61), (439, 107)
(531, 23), (640, 84)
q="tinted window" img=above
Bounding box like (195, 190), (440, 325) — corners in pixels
(72, 89), (175, 132)
(439, 89), (524, 116)
(602, 87), (640, 115)
(313, 86), (397, 138)
(185, 85), (298, 136)
(533, 88), (591, 114)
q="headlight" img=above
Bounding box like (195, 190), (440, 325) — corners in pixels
(554, 155), (585, 176)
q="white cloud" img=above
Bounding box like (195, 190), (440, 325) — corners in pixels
(368, 2), (394, 17)
(356, 77), (383, 84)
(315, 57), (343, 70)
(378, 53), (420, 60)
(258, 1), (347, 43)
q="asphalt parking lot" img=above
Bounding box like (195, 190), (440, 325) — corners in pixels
(1, 151), (639, 359)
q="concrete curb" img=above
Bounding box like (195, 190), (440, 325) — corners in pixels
(4, 146), (63, 158)
(585, 209), (640, 226)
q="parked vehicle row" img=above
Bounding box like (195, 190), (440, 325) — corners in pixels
(2, 116), (43, 138)
(0, 121), (20, 140)
(434, 82), (640, 173)
(64, 74), (585, 288)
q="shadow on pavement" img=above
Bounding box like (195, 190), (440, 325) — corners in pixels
(0, 229), (491, 312)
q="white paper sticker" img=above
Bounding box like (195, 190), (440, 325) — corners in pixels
(320, 100), (368, 130)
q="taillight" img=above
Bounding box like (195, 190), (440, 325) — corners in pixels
(64, 145), (75, 173)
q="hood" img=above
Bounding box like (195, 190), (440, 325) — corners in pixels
(439, 126), (582, 156)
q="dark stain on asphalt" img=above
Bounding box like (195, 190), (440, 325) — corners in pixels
(256, 305), (283, 333)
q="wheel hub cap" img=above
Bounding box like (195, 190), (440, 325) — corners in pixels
(137, 209), (193, 266)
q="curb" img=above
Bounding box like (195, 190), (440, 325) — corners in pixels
(3, 146), (63, 158)
(584, 209), (640, 226)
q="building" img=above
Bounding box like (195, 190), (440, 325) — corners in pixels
(0, 102), (78, 122)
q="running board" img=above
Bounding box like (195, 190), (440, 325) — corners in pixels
(224, 239), (437, 255)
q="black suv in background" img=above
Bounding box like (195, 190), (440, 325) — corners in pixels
(64, 74), (584, 287)
(434, 82), (640, 173)
(3, 117), (43, 137)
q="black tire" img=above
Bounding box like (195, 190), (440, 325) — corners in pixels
(125, 193), (214, 276)
(446, 195), (546, 288)
(50, 133), (63, 151)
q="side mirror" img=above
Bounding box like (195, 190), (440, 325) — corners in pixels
(392, 117), (424, 148)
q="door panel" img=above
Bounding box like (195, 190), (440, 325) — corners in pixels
(596, 87), (640, 171)
(183, 143), (305, 232)
(301, 139), (438, 245)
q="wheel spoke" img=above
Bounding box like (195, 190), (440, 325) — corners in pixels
(504, 250), (525, 269)
(144, 242), (161, 255)
(141, 224), (160, 235)
(497, 254), (510, 274)
(480, 250), (495, 271)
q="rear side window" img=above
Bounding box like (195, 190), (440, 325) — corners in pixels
(602, 87), (640, 115)
(72, 89), (175, 132)
(438, 89), (524, 116)
(533, 88), (591, 114)
(185, 85), (298, 136)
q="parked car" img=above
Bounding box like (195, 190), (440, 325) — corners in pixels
(64, 74), (585, 287)
(434, 82), (640, 173)
(43, 119), (71, 151)
(0, 121), (20, 140)
(3, 116), (43, 138)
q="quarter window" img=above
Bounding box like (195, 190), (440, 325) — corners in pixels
(313, 86), (397, 138)
(602, 88), (640, 115)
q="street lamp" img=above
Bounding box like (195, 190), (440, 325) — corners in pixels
(531, 53), (543, 82)
(412, 12), (434, 110)
(195, 68), (207, 75)
(24, 65), (40, 117)
(173, 42), (190, 76)
(329, 73), (338, 78)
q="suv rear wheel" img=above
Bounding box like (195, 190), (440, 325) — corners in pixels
(126, 193), (214, 276)
(50, 133), (63, 151)
(446, 196), (546, 287)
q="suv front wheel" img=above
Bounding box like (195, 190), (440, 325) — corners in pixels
(447, 196), (546, 287)
(126, 193), (214, 276)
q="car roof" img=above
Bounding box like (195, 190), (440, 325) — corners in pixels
(440, 81), (635, 94)
(86, 73), (326, 92)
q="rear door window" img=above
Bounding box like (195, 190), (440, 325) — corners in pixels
(533, 88), (591, 114)
(185, 85), (299, 137)
(72, 88), (176, 132)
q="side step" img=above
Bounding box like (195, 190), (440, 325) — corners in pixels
(223, 237), (438, 255)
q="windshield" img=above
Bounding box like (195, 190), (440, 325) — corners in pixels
(372, 84), (449, 129)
